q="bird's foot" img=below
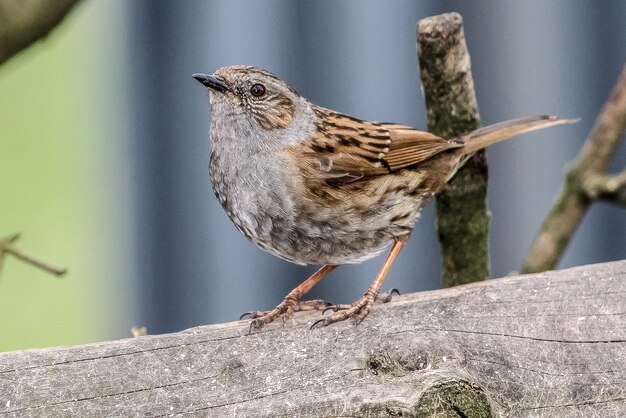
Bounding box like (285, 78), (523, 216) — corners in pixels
(242, 298), (332, 333)
(374, 288), (401, 303)
(311, 288), (400, 329)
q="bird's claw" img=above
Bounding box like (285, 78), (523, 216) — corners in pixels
(376, 288), (401, 303)
(311, 287), (401, 329)
(240, 310), (268, 320)
(247, 318), (264, 334)
(241, 298), (335, 332)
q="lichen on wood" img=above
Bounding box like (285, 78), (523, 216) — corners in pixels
(417, 13), (490, 287)
(1, 261), (625, 417)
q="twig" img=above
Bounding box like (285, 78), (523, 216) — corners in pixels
(521, 64), (626, 273)
(131, 326), (148, 337)
(581, 170), (626, 208)
(0, 233), (66, 277)
(0, 233), (21, 275)
(417, 13), (489, 287)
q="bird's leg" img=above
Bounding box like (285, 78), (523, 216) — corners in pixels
(246, 265), (337, 330)
(313, 235), (409, 328)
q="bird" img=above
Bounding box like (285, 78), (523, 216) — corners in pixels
(192, 65), (575, 330)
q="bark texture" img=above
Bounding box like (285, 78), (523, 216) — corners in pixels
(417, 13), (489, 287)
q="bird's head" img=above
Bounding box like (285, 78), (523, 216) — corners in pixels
(193, 65), (304, 132)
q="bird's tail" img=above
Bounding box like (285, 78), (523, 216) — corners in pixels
(458, 115), (578, 155)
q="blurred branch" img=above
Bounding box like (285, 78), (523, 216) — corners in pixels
(0, 0), (82, 66)
(582, 170), (626, 208)
(0, 233), (66, 277)
(0, 233), (20, 274)
(521, 64), (626, 274)
(417, 13), (489, 287)
(131, 326), (148, 337)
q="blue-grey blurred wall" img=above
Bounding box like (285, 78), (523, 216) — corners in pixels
(124, 0), (626, 334)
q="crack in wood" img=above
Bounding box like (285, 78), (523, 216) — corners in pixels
(1, 260), (625, 417)
(522, 396), (626, 410)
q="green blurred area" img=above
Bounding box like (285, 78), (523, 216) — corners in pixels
(0, 1), (133, 352)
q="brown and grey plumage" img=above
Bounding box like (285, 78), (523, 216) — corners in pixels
(193, 65), (576, 329)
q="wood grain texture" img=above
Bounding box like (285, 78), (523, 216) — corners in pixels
(417, 12), (490, 287)
(1, 261), (625, 417)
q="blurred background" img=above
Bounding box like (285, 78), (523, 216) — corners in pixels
(1, 0), (625, 352)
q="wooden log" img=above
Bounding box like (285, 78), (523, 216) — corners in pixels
(1, 261), (626, 417)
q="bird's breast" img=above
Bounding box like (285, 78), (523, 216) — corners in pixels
(209, 143), (429, 265)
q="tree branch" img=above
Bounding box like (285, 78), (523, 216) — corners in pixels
(0, 233), (66, 277)
(522, 64), (626, 273)
(582, 170), (626, 208)
(0, 0), (82, 66)
(417, 13), (489, 287)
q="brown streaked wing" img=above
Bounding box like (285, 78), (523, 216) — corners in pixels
(383, 125), (463, 171)
(296, 105), (462, 183)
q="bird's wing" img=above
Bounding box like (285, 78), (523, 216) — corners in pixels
(294, 106), (462, 183)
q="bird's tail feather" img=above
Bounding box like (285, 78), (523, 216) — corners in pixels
(459, 115), (578, 155)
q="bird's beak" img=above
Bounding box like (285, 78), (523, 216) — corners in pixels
(192, 73), (230, 93)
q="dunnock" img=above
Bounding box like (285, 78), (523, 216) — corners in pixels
(193, 65), (574, 329)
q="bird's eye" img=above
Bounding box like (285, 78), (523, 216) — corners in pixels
(250, 83), (266, 98)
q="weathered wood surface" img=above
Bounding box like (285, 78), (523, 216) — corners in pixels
(1, 261), (625, 417)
